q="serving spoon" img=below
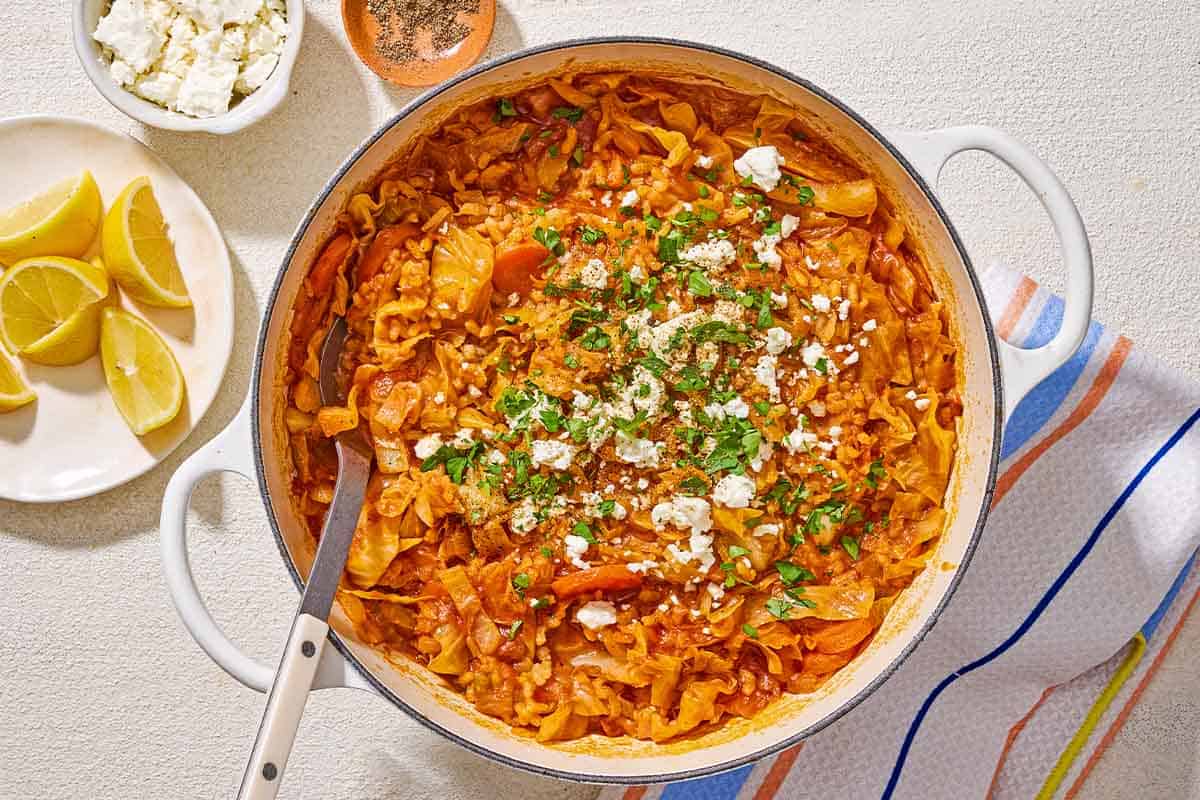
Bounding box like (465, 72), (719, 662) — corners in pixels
(236, 317), (372, 800)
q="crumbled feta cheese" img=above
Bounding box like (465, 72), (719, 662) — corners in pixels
(680, 239), (737, 271)
(862, 318), (878, 332)
(733, 145), (785, 191)
(666, 531), (717, 573)
(486, 449), (506, 465)
(783, 426), (818, 454)
(432, 391), (446, 404)
(576, 600), (617, 630)
(580, 257), (608, 289)
(754, 523), (781, 537)
(636, 477), (649, 490)
(414, 433), (443, 459)
(235, 51), (279, 93)
(600, 190), (613, 207)
(564, 534), (592, 569)
(905, 389), (918, 401)
(723, 397), (750, 419)
(94, 0), (166, 73)
(626, 560), (658, 574)
(509, 498), (538, 534)
(95, 0), (287, 118)
(530, 440), (576, 470)
(695, 153), (714, 169)
(771, 291), (789, 308)
(752, 232), (782, 268)
(652, 496), (713, 535)
(713, 474), (756, 508)
(175, 39), (239, 117)
(828, 425), (843, 439)
(110, 58), (138, 86)
(615, 432), (660, 468)
(838, 298), (851, 321)
(134, 71), (182, 105)
(801, 341), (826, 368)
(629, 264), (647, 284)
(750, 439), (774, 472)
(844, 350), (860, 365)
(780, 214), (799, 238)
(620, 189), (640, 208)
(914, 397), (932, 411)
(811, 294), (831, 313)
(754, 354), (780, 401)
(706, 582), (725, 601)
(765, 326), (793, 355)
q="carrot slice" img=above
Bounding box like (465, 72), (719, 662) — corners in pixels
(358, 223), (420, 285)
(493, 241), (550, 295)
(309, 232), (353, 297)
(551, 565), (643, 599)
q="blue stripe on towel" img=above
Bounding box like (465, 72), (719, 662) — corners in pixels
(1142, 550), (1198, 640)
(882, 406), (1200, 799)
(662, 763), (755, 800)
(1001, 304), (1103, 462)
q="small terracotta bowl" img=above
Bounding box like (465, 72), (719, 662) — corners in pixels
(341, 0), (496, 87)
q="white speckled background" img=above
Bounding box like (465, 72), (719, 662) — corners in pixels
(1, 1), (1197, 798)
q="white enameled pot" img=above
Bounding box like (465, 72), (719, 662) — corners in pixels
(160, 38), (1093, 784)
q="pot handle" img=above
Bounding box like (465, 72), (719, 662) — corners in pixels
(160, 395), (372, 693)
(884, 125), (1093, 420)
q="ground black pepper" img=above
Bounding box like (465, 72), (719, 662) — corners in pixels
(366, 0), (482, 63)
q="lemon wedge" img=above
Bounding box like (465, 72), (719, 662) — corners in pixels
(0, 256), (111, 365)
(0, 171), (103, 265)
(100, 307), (185, 436)
(0, 350), (35, 412)
(101, 177), (191, 308)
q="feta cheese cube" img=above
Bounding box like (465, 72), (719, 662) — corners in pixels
(733, 145), (785, 191)
(576, 600), (618, 630)
(713, 474), (756, 508)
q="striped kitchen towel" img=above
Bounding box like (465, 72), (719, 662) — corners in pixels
(599, 265), (1200, 800)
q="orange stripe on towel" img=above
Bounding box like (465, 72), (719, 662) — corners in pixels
(985, 685), (1059, 799)
(753, 743), (805, 800)
(992, 337), (1133, 507)
(622, 786), (649, 800)
(1064, 584), (1200, 799)
(997, 276), (1038, 342)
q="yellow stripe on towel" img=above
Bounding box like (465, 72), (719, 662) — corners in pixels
(1035, 633), (1147, 800)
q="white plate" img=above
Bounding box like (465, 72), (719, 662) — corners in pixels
(0, 115), (233, 502)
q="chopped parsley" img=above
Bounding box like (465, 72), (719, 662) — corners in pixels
(506, 620), (523, 639)
(579, 225), (606, 244)
(580, 326), (611, 351)
(511, 572), (531, 597)
(775, 560), (815, 585)
(687, 270), (713, 297)
(865, 459), (887, 489)
(841, 536), (861, 560)
(532, 226), (565, 257)
(552, 105), (585, 123)
(741, 623), (759, 639)
(419, 441), (486, 484)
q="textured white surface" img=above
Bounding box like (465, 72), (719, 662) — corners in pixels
(0, 1), (1197, 799)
